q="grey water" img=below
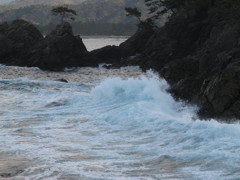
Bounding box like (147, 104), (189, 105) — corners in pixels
(0, 38), (240, 180)
(82, 36), (128, 51)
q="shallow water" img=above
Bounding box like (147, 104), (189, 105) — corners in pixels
(0, 65), (240, 180)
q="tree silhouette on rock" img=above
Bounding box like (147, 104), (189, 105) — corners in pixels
(51, 6), (77, 24)
(125, 7), (154, 29)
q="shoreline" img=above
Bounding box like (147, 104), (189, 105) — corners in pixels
(0, 64), (143, 83)
(81, 35), (130, 39)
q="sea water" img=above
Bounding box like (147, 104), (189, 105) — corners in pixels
(0, 38), (240, 180)
(82, 36), (128, 51)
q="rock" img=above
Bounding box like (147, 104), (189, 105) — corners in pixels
(78, 27), (155, 67)
(0, 169), (24, 178)
(199, 60), (240, 121)
(0, 19), (43, 64)
(87, 45), (131, 64)
(50, 22), (74, 36)
(120, 26), (155, 54)
(199, 24), (240, 72)
(0, 19), (150, 70)
(160, 57), (199, 85)
(56, 78), (68, 83)
(28, 22), (88, 70)
(110, 1), (240, 121)
(0, 20), (88, 70)
(0, 22), (9, 34)
(5, 19), (43, 48)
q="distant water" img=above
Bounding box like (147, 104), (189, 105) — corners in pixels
(82, 36), (128, 51)
(0, 38), (240, 179)
(0, 0), (13, 5)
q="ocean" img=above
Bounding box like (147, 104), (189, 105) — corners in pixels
(0, 37), (240, 180)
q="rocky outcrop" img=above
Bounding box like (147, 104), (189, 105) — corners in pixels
(0, 19), (43, 64)
(0, 19), (152, 70)
(90, 1), (240, 121)
(28, 22), (87, 70)
(79, 27), (155, 68)
(0, 20), (87, 70)
(126, 2), (240, 121)
(199, 50), (240, 120)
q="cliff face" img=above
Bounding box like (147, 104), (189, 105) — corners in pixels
(117, 1), (240, 121)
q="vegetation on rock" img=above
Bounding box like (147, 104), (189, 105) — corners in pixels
(51, 6), (77, 24)
(0, 0), (144, 35)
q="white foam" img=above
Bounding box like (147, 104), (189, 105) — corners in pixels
(0, 71), (239, 179)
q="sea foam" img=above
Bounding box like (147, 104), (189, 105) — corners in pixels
(0, 70), (240, 179)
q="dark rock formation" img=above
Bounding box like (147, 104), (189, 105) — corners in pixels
(0, 19), (151, 70)
(28, 22), (88, 70)
(77, 26), (155, 68)
(129, 2), (240, 121)
(0, 169), (24, 178)
(85, 1), (240, 122)
(0, 19), (43, 64)
(56, 78), (68, 83)
(0, 20), (87, 70)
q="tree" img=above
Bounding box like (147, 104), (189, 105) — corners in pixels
(144, 0), (196, 20)
(125, 1), (177, 28)
(125, 0), (206, 27)
(51, 6), (77, 24)
(125, 7), (155, 29)
(125, 7), (142, 22)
